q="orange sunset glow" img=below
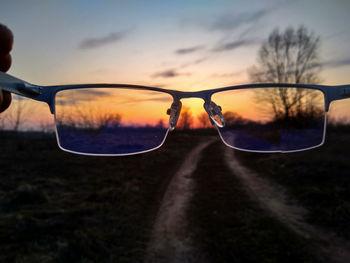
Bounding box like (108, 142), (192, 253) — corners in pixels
(55, 88), (173, 128)
(0, 1), (349, 131)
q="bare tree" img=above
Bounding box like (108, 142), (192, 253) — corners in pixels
(156, 119), (165, 128)
(223, 111), (247, 126)
(249, 26), (321, 83)
(0, 95), (31, 131)
(76, 108), (122, 130)
(39, 120), (55, 133)
(249, 26), (322, 121)
(177, 107), (193, 130)
(0, 114), (6, 130)
(56, 103), (122, 132)
(197, 112), (211, 128)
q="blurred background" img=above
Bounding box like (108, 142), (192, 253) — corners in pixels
(0, 0), (350, 130)
(0, 1), (350, 263)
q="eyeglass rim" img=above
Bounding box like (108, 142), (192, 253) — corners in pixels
(215, 113), (328, 154)
(53, 86), (328, 155)
(0, 71), (349, 155)
(42, 83), (346, 115)
(54, 118), (172, 157)
(1, 71), (349, 114)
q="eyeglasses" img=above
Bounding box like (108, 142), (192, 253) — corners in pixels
(1, 71), (349, 155)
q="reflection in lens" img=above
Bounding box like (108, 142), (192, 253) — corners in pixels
(212, 87), (326, 152)
(55, 88), (173, 155)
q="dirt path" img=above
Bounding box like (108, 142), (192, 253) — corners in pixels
(145, 139), (216, 263)
(224, 147), (350, 263)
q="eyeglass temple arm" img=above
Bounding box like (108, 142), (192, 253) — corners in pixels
(327, 85), (350, 105)
(0, 71), (41, 99)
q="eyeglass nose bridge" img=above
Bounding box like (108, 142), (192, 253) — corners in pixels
(167, 100), (182, 131)
(204, 100), (225, 128)
(166, 89), (224, 130)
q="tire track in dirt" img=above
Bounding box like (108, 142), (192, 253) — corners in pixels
(145, 138), (216, 263)
(224, 146), (350, 263)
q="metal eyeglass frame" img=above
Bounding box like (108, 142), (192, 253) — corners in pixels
(1, 71), (350, 155)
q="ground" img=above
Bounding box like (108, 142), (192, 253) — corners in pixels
(0, 128), (349, 263)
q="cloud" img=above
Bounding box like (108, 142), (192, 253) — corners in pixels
(212, 39), (257, 52)
(79, 31), (129, 49)
(151, 69), (190, 78)
(175, 45), (205, 55)
(78, 89), (112, 96)
(55, 89), (112, 105)
(207, 9), (270, 32)
(153, 69), (178, 78)
(151, 57), (206, 79)
(180, 57), (208, 68)
(211, 71), (244, 78)
(323, 58), (350, 68)
(118, 96), (172, 105)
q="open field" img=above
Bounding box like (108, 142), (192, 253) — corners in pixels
(187, 141), (318, 263)
(235, 125), (350, 240)
(0, 131), (201, 262)
(0, 128), (349, 262)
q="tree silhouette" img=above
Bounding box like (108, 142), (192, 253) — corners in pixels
(223, 111), (247, 126)
(0, 95), (31, 131)
(56, 103), (122, 133)
(156, 119), (165, 128)
(248, 26), (323, 122)
(249, 26), (321, 84)
(197, 112), (211, 128)
(76, 108), (122, 130)
(177, 107), (194, 130)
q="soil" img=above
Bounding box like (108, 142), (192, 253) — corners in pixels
(145, 138), (216, 263)
(224, 146), (350, 263)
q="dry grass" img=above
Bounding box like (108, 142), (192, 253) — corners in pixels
(0, 126), (349, 262)
(235, 125), (350, 240)
(0, 131), (200, 263)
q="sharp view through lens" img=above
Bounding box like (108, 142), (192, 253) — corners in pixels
(1, 1), (350, 263)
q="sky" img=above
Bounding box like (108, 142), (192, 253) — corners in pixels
(0, 0), (350, 129)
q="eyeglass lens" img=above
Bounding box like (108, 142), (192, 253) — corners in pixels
(54, 88), (173, 155)
(212, 87), (326, 152)
(55, 86), (326, 154)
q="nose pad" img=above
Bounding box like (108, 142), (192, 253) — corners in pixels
(204, 101), (225, 128)
(167, 100), (182, 131)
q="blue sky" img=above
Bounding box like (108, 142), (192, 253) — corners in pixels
(1, 0), (350, 86)
(1, 0), (350, 126)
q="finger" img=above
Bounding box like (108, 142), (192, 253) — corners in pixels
(0, 24), (13, 112)
(0, 24), (14, 55)
(0, 53), (11, 72)
(0, 90), (11, 113)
